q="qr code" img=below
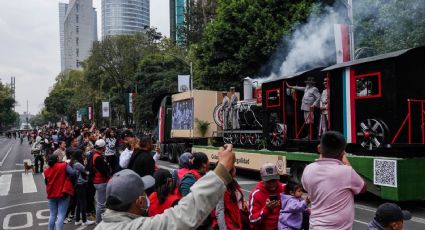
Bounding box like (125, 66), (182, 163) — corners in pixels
(373, 159), (397, 187)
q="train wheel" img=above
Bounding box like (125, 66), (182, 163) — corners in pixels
(213, 104), (224, 128)
(357, 119), (389, 150)
(239, 133), (248, 145)
(269, 123), (287, 146)
(231, 133), (239, 144)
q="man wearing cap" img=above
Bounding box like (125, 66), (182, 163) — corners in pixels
(248, 163), (285, 230)
(119, 130), (135, 169)
(286, 77), (320, 139)
(95, 144), (236, 230)
(221, 91), (230, 130)
(230, 87), (240, 130)
(367, 203), (411, 230)
(302, 131), (366, 229)
(319, 78), (329, 138)
(92, 139), (111, 223)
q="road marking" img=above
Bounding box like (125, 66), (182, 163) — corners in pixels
(0, 170), (25, 174)
(0, 145), (13, 167)
(354, 219), (368, 225)
(0, 174), (12, 196)
(22, 173), (37, 193)
(75, 225), (88, 230)
(0, 201), (48, 210)
(16, 163), (24, 166)
(3, 212), (33, 229)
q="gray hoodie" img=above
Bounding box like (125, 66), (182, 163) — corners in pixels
(95, 164), (232, 230)
(366, 219), (384, 230)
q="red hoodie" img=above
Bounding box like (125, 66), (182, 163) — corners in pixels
(248, 181), (285, 230)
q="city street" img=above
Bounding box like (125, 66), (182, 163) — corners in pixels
(1, 136), (425, 229)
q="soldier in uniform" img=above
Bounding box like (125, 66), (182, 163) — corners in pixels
(319, 78), (329, 137)
(286, 77), (320, 139)
(230, 87), (240, 129)
(221, 91), (230, 130)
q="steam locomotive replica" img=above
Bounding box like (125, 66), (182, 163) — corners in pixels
(213, 46), (425, 156)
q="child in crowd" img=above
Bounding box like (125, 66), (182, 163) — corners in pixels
(278, 182), (310, 230)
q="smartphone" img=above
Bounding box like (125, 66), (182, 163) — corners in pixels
(269, 195), (279, 201)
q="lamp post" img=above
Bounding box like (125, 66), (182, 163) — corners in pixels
(168, 54), (194, 137)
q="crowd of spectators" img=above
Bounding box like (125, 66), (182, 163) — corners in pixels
(22, 123), (413, 230)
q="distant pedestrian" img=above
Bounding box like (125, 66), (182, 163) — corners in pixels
(301, 131), (366, 229)
(179, 152), (209, 197)
(128, 136), (156, 179)
(118, 130), (135, 169)
(53, 141), (67, 162)
(92, 139), (111, 223)
(105, 129), (118, 174)
(367, 203), (412, 230)
(44, 154), (75, 230)
(278, 182), (310, 230)
(248, 163), (285, 230)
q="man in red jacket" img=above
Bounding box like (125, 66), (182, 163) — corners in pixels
(248, 163), (285, 230)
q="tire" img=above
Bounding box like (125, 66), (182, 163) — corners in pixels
(168, 144), (179, 163)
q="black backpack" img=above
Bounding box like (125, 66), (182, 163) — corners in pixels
(85, 152), (95, 182)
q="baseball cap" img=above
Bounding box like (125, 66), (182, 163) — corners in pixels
(260, 163), (279, 181)
(179, 152), (193, 169)
(106, 169), (155, 211)
(121, 130), (134, 138)
(375, 203), (412, 223)
(94, 139), (106, 148)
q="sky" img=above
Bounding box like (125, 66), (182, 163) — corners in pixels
(0, 0), (170, 115)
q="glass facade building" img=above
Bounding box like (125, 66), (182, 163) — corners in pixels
(170, 0), (186, 43)
(102, 0), (150, 37)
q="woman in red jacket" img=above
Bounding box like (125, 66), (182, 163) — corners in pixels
(214, 167), (248, 230)
(44, 154), (75, 230)
(148, 169), (181, 216)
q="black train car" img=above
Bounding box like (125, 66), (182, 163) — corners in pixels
(261, 46), (425, 155)
(324, 46), (425, 154)
(261, 68), (326, 148)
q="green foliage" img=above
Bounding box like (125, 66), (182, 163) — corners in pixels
(133, 40), (189, 130)
(0, 81), (19, 130)
(355, 0), (425, 56)
(194, 0), (328, 91)
(195, 119), (211, 137)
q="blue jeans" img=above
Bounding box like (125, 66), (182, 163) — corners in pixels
(48, 196), (70, 230)
(94, 183), (107, 223)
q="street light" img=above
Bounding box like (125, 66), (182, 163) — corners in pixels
(168, 54), (195, 137)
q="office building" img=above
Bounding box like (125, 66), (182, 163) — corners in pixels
(170, 0), (185, 43)
(102, 0), (150, 38)
(59, 0), (98, 71)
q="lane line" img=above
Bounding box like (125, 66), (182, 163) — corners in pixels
(75, 225), (88, 230)
(0, 201), (48, 210)
(0, 174), (12, 196)
(0, 145), (13, 167)
(0, 169), (25, 174)
(238, 180), (258, 185)
(22, 173), (37, 193)
(354, 220), (368, 225)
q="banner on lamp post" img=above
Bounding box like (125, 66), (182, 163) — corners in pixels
(178, 75), (190, 92)
(76, 111), (82, 121)
(128, 93), (133, 113)
(88, 106), (93, 120)
(102, 101), (110, 118)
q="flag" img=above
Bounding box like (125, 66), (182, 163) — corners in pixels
(76, 111), (82, 121)
(102, 101), (110, 118)
(128, 93), (133, 114)
(334, 24), (350, 63)
(178, 75), (190, 92)
(88, 106), (93, 120)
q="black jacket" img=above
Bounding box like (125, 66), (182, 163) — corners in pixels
(128, 149), (155, 177)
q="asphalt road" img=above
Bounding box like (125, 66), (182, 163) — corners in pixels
(1, 136), (425, 229)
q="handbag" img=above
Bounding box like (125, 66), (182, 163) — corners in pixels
(31, 142), (42, 155)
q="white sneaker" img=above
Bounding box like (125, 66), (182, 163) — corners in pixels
(82, 220), (95, 226)
(74, 220), (82, 225)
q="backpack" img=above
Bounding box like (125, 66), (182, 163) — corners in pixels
(85, 152), (95, 182)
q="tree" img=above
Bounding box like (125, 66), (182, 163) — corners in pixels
(83, 33), (156, 127)
(354, 0), (425, 57)
(133, 39), (189, 130)
(0, 81), (19, 130)
(194, 0), (333, 91)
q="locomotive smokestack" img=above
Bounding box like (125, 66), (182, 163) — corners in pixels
(243, 77), (254, 101)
